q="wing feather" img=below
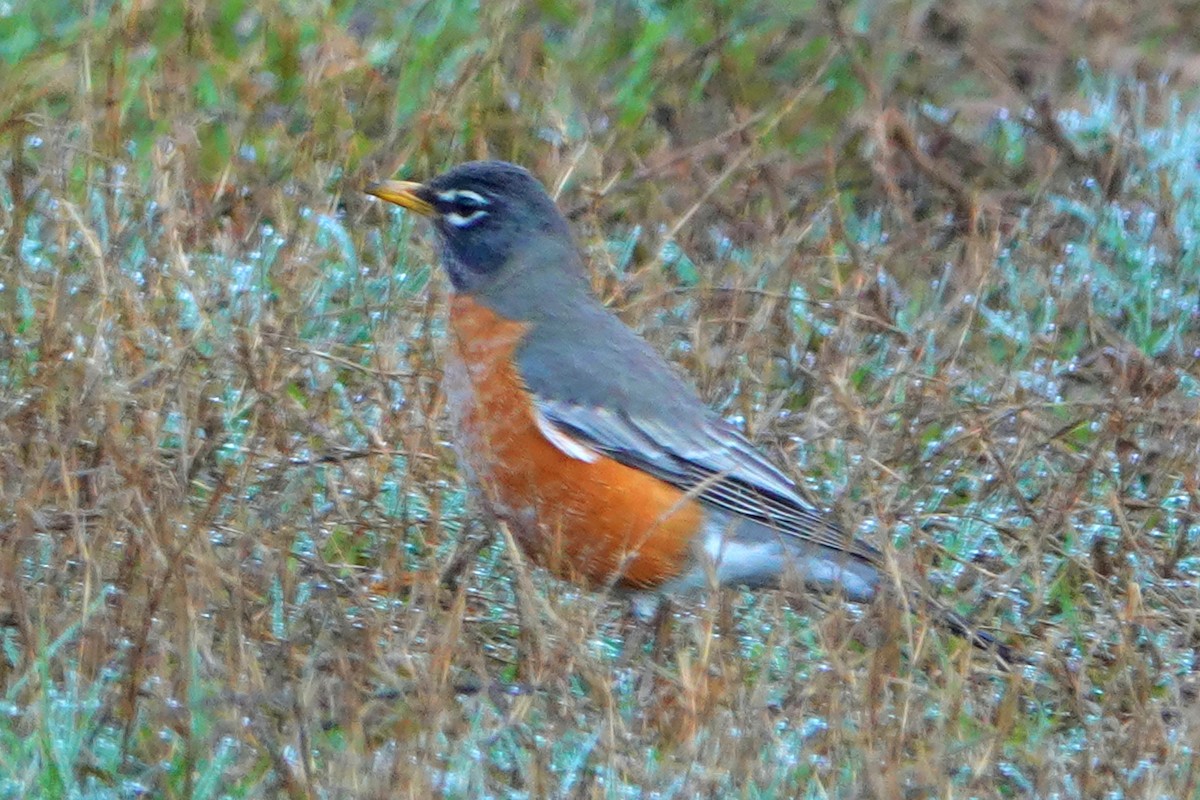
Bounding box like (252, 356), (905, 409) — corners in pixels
(535, 396), (881, 564)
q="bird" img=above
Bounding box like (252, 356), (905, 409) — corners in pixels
(366, 160), (1008, 660)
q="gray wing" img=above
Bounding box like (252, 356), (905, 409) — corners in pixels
(534, 396), (883, 565)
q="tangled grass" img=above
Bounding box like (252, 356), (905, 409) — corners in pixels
(2, 1), (1199, 796)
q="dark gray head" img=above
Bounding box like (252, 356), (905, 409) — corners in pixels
(367, 160), (581, 295)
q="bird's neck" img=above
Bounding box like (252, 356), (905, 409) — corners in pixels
(470, 240), (600, 325)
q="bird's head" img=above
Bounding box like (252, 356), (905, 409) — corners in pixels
(367, 160), (579, 295)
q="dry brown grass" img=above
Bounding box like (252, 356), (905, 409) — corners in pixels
(2, 1), (1199, 796)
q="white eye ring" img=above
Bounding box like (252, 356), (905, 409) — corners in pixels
(436, 189), (490, 206)
(444, 209), (489, 228)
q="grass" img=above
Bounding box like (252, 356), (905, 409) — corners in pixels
(2, 0), (1199, 796)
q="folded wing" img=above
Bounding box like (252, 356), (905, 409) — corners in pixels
(533, 396), (882, 566)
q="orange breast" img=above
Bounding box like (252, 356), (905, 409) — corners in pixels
(444, 294), (704, 589)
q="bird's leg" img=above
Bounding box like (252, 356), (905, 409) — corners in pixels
(437, 517), (492, 596)
(616, 592), (672, 666)
(497, 521), (552, 682)
(627, 594), (677, 723)
(649, 595), (675, 666)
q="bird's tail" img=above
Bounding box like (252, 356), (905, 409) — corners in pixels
(912, 592), (1017, 667)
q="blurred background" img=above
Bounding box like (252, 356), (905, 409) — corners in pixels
(2, 1), (1199, 796)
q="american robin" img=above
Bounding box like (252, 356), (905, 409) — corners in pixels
(367, 160), (1006, 657)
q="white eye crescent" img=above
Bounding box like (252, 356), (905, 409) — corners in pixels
(436, 189), (490, 207)
(444, 209), (489, 228)
(436, 188), (491, 227)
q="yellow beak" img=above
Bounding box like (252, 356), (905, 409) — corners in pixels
(365, 180), (435, 216)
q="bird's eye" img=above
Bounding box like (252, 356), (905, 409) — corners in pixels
(436, 189), (491, 228)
